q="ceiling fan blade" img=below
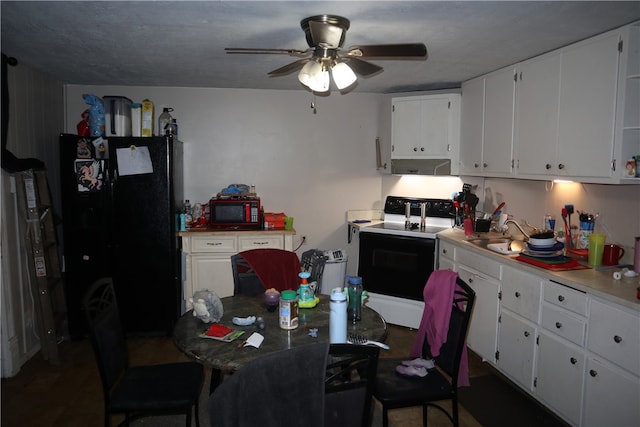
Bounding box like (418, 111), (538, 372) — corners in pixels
(344, 58), (383, 77)
(347, 43), (428, 58)
(268, 59), (309, 76)
(225, 48), (309, 56)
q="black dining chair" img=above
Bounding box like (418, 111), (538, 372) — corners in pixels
(208, 342), (330, 427)
(373, 277), (476, 427)
(82, 277), (204, 427)
(230, 253), (265, 295)
(325, 344), (380, 427)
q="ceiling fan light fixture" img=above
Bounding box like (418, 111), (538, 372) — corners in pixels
(331, 61), (357, 90)
(298, 60), (330, 92)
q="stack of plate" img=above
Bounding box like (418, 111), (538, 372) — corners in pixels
(522, 240), (564, 258)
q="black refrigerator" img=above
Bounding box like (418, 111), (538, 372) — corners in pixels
(59, 133), (184, 338)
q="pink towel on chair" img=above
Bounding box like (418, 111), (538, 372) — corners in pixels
(239, 249), (301, 292)
(410, 270), (470, 387)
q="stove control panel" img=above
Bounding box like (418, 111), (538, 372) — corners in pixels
(384, 196), (455, 219)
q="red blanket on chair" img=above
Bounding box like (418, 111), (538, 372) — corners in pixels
(239, 249), (301, 292)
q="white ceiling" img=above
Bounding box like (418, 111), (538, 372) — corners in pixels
(2, 1), (639, 94)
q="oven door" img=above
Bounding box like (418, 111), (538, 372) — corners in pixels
(358, 231), (436, 301)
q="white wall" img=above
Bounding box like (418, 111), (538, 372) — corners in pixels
(64, 85), (384, 257)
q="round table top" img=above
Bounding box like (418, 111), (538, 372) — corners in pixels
(173, 294), (387, 372)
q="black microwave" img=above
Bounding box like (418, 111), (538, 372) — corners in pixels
(209, 198), (261, 228)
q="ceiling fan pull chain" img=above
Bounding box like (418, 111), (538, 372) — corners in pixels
(310, 95), (317, 114)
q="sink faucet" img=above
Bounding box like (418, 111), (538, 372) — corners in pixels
(503, 219), (530, 240)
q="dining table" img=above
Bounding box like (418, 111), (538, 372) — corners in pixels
(173, 293), (388, 393)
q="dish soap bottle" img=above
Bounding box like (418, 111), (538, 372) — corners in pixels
(158, 107), (174, 136)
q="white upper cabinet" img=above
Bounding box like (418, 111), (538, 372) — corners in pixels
(459, 76), (484, 174)
(463, 21), (640, 184)
(482, 66), (516, 175)
(556, 30), (621, 179)
(514, 51), (561, 176)
(391, 93), (460, 160)
(459, 66), (516, 176)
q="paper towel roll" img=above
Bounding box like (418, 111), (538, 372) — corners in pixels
(613, 271), (622, 280)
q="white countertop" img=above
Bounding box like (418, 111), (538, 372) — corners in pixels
(437, 228), (640, 311)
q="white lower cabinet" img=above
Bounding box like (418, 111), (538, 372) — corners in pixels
(583, 357), (640, 427)
(456, 264), (500, 364)
(437, 237), (640, 427)
(536, 331), (585, 426)
(191, 255), (235, 298)
(497, 266), (541, 390)
(497, 311), (537, 390)
(181, 231), (294, 304)
(583, 298), (640, 427)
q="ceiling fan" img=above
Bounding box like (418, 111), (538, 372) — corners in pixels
(225, 15), (428, 92)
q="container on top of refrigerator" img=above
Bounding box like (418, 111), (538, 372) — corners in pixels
(141, 99), (154, 137)
(131, 103), (142, 137)
(103, 96), (132, 136)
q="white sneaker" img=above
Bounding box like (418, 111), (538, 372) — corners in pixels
(401, 358), (435, 370)
(395, 364), (428, 378)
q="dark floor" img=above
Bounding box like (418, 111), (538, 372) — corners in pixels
(1, 324), (549, 426)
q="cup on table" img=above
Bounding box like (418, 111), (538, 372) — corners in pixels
(602, 244), (625, 266)
(588, 233), (606, 267)
(284, 216), (294, 230)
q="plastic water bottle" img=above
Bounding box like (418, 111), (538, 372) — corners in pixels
(346, 276), (363, 323)
(158, 107), (174, 136)
(329, 288), (347, 343)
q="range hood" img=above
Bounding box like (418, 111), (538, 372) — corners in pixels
(391, 159), (452, 176)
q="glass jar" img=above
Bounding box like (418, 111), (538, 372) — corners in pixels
(279, 290), (298, 330)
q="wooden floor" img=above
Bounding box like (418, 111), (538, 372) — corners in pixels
(1, 325), (489, 427)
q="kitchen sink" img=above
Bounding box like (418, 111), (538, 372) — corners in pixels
(464, 238), (526, 254)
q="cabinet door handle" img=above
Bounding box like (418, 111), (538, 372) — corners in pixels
(420, 147), (425, 152)
(545, 163), (552, 170)
(613, 335), (623, 343)
(483, 162), (488, 168)
(589, 369), (598, 377)
(468, 278), (474, 283)
(474, 163), (479, 168)
(558, 295), (565, 302)
(442, 249), (448, 254)
(515, 291), (521, 298)
(555, 322), (562, 329)
(558, 163), (565, 170)
(570, 357), (577, 365)
(413, 147), (418, 152)
(524, 331), (530, 337)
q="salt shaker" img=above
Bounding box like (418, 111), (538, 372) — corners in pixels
(329, 288), (347, 343)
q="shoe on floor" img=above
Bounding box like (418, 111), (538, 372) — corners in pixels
(401, 358), (435, 370)
(395, 364), (428, 378)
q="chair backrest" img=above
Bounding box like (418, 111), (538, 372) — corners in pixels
(300, 249), (328, 293)
(234, 248), (302, 292)
(82, 277), (129, 400)
(325, 343), (380, 427)
(208, 343), (329, 427)
(431, 277), (476, 387)
(230, 253), (265, 295)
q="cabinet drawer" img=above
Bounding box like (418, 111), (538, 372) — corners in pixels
(456, 246), (501, 279)
(541, 303), (586, 346)
(238, 235), (284, 251)
(191, 235), (237, 253)
(501, 265), (541, 323)
(543, 280), (587, 316)
(438, 239), (456, 261)
(587, 298), (640, 376)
